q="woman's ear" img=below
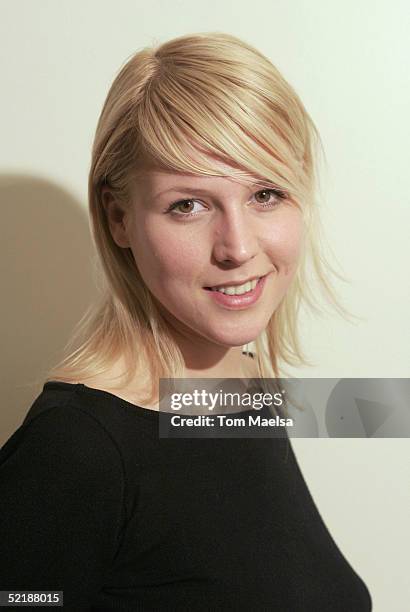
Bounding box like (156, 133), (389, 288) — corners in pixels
(101, 186), (131, 249)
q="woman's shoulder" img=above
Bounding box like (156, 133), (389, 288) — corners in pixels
(0, 393), (127, 601)
(1, 369), (151, 475)
(28, 376), (158, 438)
(57, 355), (159, 412)
(0, 388), (126, 502)
(4, 382), (119, 453)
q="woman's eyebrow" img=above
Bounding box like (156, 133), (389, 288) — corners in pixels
(153, 186), (216, 199)
(152, 181), (271, 200)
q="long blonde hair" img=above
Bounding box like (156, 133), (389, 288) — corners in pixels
(44, 31), (347, 404)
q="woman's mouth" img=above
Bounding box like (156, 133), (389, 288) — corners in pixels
(203, 275), (268, 309)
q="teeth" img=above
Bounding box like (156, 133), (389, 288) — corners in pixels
(212, 278), (259, 295)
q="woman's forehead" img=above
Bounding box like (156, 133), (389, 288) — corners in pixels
(134, 169), (265, 199)
(133, 148), (265, 190)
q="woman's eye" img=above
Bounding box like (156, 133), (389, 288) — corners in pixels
(166, 188), (287, 219)
(167, 199), (206, 217)
(254, 188), (287, 207)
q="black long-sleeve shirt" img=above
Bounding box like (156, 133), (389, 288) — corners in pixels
(0, 381), (372, 611)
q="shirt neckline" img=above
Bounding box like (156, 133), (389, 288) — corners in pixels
(43, 380), (263, 421)
(44, 381), (164, 419)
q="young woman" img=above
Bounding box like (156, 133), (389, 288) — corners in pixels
(0, 32), (372, 610)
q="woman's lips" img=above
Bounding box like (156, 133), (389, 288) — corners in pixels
(203, 275), (267, 310)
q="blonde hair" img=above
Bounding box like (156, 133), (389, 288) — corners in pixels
(44, 31), (347, 405)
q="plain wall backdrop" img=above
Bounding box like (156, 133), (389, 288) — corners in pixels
(1, 1), (409, 610)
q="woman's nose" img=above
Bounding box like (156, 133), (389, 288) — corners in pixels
(212, 211), (259, 265)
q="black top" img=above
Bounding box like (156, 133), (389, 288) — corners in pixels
(0, 381), (372, 611)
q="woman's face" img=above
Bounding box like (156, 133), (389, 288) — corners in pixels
(107, 156), (303, 349)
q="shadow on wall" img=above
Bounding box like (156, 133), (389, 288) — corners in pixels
(0, 174), (100, 446)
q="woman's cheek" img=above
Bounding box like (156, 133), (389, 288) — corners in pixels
(136, 224), (203, 284)
(263, 215), (303, 271)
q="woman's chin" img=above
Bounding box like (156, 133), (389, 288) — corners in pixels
(202, 329), (261, 349)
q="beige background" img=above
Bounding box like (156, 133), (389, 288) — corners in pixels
(1, 1), (409, 609)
